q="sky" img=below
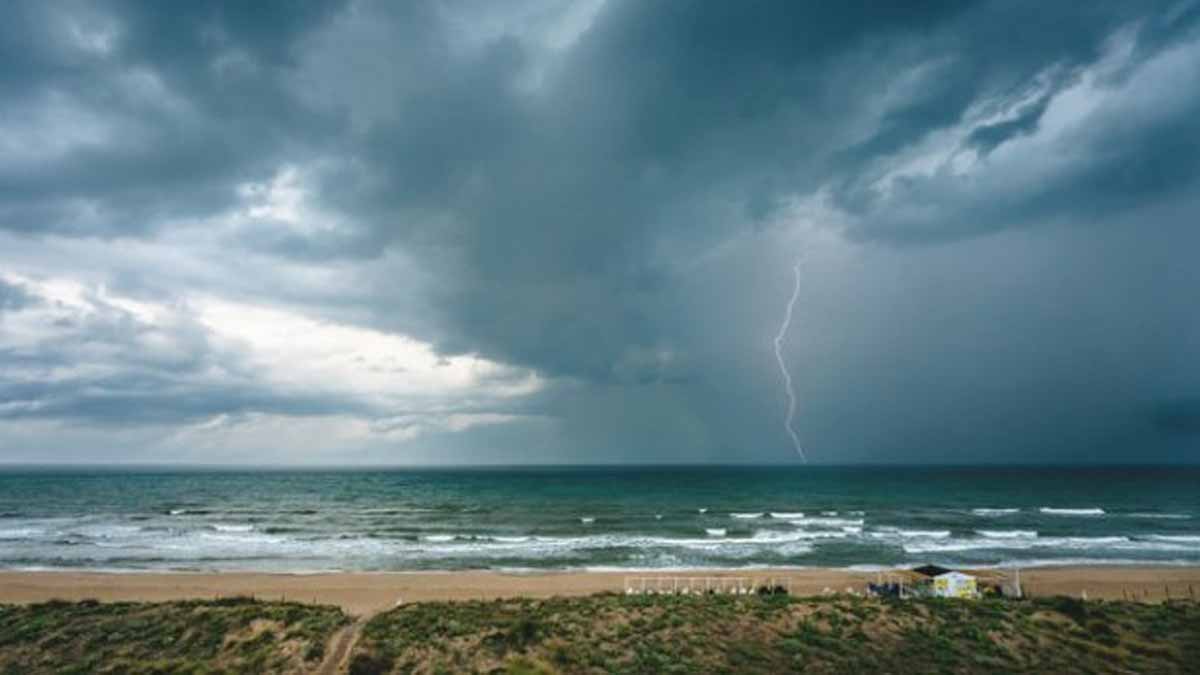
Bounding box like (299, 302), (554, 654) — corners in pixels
(1, 0), (1198, 465)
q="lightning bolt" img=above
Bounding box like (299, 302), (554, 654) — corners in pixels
(772, 261), (806, 461)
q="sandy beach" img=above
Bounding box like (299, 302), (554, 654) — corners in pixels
(2, 566), (1198, 615)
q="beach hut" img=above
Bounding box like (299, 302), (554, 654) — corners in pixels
(931, 571), (977, 599)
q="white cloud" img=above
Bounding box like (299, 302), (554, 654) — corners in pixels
(193, 294), (543, 405)
(0, 265), (546, 457)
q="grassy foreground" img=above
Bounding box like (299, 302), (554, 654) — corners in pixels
(350, 593), (1200, 674)
(0, 597), (347, 674)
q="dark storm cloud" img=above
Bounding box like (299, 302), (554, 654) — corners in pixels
(297, 0), (1198, 386)
(2, 0), (1198, 463)
(0, 373), (355, 426)
(965, 95), (1052, 156)
(0, 0), (344, 236)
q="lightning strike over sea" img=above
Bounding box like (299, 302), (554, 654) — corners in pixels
(773, 260), (806, 461)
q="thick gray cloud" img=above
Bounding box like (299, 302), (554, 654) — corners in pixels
(1, 0), (1197, 464)
(0, 279), (35, 313)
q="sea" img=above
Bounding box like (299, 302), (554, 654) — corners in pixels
(0, 466), (1197, 573)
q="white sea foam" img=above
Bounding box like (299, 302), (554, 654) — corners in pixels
(193, 531), (288, 546)
(211, 524), (254, 533)
(784, 530), (851, 540)
(980, 558), (1200, 570)
(872, 528), (950, 539)
(975, 530), (1037, 538)
(0, 527), (44, 539)
(1127, 513), (1191, 520)
(423, 535), (455, 542)
(1040, 507), (1105, 516)
(1143, 535), (1200, 543)
(75, 524), (143, 539)
(972, 508), (1020, 516)
(698, 508), (708, 514)
(769, 512), (805, 519)
(580, 517), (595, 524)
(821, 511), (838, 516)
(705, 528), (726, 537)
(902, 535), (1137, 554)
(730, 513), (763, 519)
(789, 517), (864, 528)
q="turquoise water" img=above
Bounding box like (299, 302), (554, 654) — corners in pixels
(0, 466), (1197, 572)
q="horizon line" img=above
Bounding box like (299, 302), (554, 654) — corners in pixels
(1, 460), (1197, 471)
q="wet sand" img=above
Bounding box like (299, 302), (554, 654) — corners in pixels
(1, 566), (1197, 615)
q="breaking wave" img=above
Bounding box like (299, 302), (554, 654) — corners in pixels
(972, 508), (1020, 516)
(1039, 507), (1105, 516)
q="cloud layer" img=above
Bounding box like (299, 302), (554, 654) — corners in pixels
(2, 0), (1198, 464)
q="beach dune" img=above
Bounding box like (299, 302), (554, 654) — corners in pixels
(2, 566), (1198, 615)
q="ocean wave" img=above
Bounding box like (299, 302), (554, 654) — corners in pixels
(975, 530), (1037, 539)
(769, 512), (805, 519)
(10, 522), (1200, 571)
(72, 525), (143, 539)
(730, 513), (763, 519)
(191, 531), (289, 546)
(972, 508), (1020, 516)
(872, 528), (950, 539)
(780, 530), (851, 540)
(788, 517), (864, 528)
(261, 526), (309, 534)
(1039, 507), (1105, 516)
(899, 535), (1173, 554)
(1127, 513), (1191, 520)
(0, 527), (44, 540)
(211, 524), (254, 533)
(580, 517), (595, 524)
(408, 531), (822, 557)
(1143, 535), (1200, 543)
(976, 557), (1200, 570)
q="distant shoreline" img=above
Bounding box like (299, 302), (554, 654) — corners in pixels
(3, 565), (1198, 615)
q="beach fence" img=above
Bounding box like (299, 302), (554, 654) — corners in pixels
(623, 576), (792, 596)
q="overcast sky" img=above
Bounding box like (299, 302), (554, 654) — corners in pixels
(2, 1), (1198, 465)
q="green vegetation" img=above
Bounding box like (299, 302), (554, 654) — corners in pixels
(3, 593), (1198, 673)
(350, 594), (1200, 674)
(0, 597), (348, 674)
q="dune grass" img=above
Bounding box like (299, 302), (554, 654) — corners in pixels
(0, 596), (348, 675)
(349, 593), (1200, 674)
(3, 592), (1197, 673)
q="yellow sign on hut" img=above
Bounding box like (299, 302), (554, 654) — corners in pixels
(932, 571), (978, 599)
